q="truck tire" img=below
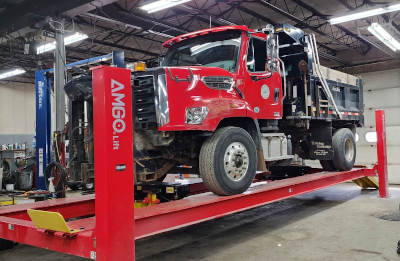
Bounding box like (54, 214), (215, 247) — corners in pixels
(332, 128), (356, 171)
(199, 127), (257, 195)
(0, 239), (15, 250)
(320, 160), (335, 171)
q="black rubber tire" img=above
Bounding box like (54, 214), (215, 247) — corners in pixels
(320, 160), (335, 171)
(332, 128), (356, 171)
(199, 127), (257, 195)
(0, 239), (15, 250)
(397, 240), (400, 254)
(44, 161), (66, 192)
(67, 181), (81, 191)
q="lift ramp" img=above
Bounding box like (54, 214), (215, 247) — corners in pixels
(0, 67), (389, 261)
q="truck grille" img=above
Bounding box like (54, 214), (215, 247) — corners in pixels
(133, 75), (157, 129)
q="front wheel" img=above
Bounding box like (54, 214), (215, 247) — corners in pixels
(199, 127), (257, 195)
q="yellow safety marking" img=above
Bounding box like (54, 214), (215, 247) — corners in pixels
(150, 193), (157, 202)
(0, 200), (15, 206)
(134, 202), (145, 208)
(166, 187), (174, 194)
(27, 209), (81, 234)
(353, 177), (379, 189)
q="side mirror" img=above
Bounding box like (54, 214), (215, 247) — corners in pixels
(263, 25), (279, 72)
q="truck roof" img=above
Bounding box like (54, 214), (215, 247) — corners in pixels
(163, 25), (250, 48)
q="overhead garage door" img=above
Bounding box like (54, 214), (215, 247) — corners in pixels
(356, 68), (400, 184)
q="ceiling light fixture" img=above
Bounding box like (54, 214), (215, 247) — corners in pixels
(217, 18), (236, 26)
(82, 13), (174, 38)
(0, 68), (26, 80)
(148, 30), (174, 38)
(368, 23), (400, 51)
(36, 32), (88, 54)
(140, 0), (192, 13)
(330, 3), (400, 24)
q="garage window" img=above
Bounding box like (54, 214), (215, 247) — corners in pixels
(365, 131), (377, 143)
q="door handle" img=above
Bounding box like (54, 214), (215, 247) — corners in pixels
(251, 75), (259, 81)
(250, 74), (273, 82)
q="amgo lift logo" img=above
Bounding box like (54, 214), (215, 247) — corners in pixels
(111, 79), (126, 150)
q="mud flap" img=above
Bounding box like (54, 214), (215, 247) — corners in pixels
(307, 121), (333, 160)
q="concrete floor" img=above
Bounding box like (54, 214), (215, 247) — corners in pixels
(1, 183), (400, 261)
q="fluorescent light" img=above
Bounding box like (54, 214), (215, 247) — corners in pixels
(330, 3), (400, 24)
(82, 13), (142, 30)
(217, 18), (236, 26)
(0, 68), (26, 80)
(37, 32), (88, 54)
(140, 0), (191, 13)
(64, 32), (88, 45)
(82, 13), (173, 38)
(148, 30), (174, 38)
(368, 23), (400, 51)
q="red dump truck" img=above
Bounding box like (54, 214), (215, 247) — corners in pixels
(66, 24), (363, 196)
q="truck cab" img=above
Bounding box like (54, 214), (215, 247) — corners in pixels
(135, 25), (284, 132)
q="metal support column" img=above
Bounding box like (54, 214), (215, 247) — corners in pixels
(54, 30), (66, 131)
(92, 66), (134, 260)
(34, 52), (124, 190)
(376, 109), (389, 198)
(35, 71), (52, 190)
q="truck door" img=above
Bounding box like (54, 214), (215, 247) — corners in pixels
(245, 37), (283, 120)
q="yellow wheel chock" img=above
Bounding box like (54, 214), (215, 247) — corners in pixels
(353, 176), (379, 189)
(27, 209), (82, 234)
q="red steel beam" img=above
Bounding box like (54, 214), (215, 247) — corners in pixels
(134, 168), (375, 239)
(0, 195), (94, 220)
(0, 215), (95, 259)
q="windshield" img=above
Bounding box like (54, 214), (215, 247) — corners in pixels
(162, 30), (242, 72)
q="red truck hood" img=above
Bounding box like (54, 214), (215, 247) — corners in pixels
(165, 66), (233, 82)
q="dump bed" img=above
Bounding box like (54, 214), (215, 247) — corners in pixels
(310, 64), (363, 125)
(277, 24), (363, 126)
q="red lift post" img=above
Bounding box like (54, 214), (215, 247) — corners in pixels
(375, 109), (389, 198)
(0, 67), (389, 260)
(92, 66), (135, 260)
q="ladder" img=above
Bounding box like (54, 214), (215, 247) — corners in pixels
(315, 84), (330, 117)
(308, 34), (342, 119)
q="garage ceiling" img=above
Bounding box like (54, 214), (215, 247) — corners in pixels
(0, 0), (400, 83)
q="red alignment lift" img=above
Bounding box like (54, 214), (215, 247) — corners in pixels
(0, 66), (389, 260)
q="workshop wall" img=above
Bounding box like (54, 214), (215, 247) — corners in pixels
(356, 68), (400, 184)
(0, 82), (35, 148)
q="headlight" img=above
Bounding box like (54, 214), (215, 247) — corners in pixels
(185, 107), (209, 125)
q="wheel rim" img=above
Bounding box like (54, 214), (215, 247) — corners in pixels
(223, 142), (249, 182)
(344, 138), (354, 162)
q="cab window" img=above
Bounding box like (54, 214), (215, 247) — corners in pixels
(247, 37), (267, 72)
